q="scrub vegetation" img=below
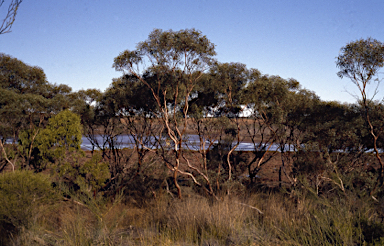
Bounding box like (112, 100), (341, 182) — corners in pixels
(1, 29), (384, 245)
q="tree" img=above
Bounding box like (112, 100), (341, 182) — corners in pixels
(206, 62), (250, 187)
(241, 74), (305, 186)
(113, 28), (216, 198)
(291, 101), (368, 194)
(184, 63), (251, 195)
(102, 76), (159, 169)
(0, 54), (51, 171)
(336, 38), (384, 191)
(0, 54), (76, 171)
(0, 0), (23, 35)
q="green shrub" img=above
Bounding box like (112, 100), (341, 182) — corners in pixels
(0, 170), (58, 241)
(36, 109), (83, 163)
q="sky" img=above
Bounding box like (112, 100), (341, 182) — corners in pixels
(1, 0), (384, 104)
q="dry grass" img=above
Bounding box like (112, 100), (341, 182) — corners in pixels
(1, 168), (382, 246)
(7, 189), (384, 246)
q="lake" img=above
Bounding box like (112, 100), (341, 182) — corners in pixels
(81, 134), (296, 152)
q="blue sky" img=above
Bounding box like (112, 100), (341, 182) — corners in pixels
(1, 0), (384, 103)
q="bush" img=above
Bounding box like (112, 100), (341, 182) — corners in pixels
(0, 170), (58, 242)
(36, 110), (83, 164)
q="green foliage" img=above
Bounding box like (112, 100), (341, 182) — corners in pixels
(18, 128), (45, 170)
(15, 109), (84, 173)
(69, 88), (102, 117)
(299, 101), (365, 152)
(47, 110), (82, 150)
(49, 152), (110, 198)
(0, 170), (58, 241)
(78, 153), (110, 191)
(36, 109), (83, 161)
(113, 28), (216, 111)
(104, 75), (158, 116)
(209, 63), (248, 108)
(0, 53), (48, 95)
(111, 31), (215, 141)
(0, 54), (80, 171)
(0, 88), (48, 141)
(336, 38), (384, 85)
(114, 28), (216, 74)
(35, 111), (108, 193)
(363, 101), (384, 148)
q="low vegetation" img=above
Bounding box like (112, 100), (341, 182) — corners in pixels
(2, 173), (384, 245)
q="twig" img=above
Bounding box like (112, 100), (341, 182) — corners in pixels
(235, 201), (263, 214)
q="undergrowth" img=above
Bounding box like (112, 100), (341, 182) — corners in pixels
(1, 171), (384, 245)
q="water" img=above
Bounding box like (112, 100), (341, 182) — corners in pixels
(81, 134), (295, 152)
(3, 135), (363, 153)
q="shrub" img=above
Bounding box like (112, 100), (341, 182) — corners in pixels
(0, 170), (58, 242)
(36, 109), (83, 163)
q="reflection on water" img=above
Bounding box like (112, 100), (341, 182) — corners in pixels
(3, 135), (378, 153)
(81, 134), (296, 152)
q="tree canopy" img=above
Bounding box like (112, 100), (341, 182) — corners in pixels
(336, 38), (384, 100)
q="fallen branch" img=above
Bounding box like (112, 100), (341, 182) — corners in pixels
(235, 201), (263, 214)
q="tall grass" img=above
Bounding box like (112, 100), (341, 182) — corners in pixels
(6, 186), (384, 245)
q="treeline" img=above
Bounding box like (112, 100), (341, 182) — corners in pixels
(2, 29), (384, 244)
(1, 30), (384, 200)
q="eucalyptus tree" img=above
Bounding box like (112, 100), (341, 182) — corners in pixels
(85, 89), (127, 180)
(113, 29), (216, 198)
(69, 88), (102, 135)
(91, 75), (170, 199)
(241, 74), (303, 185)
(206, 62), (250, 188)
(98, 76), (161, 179)
(0, 54), (75, 171)
(69, 89), (102, 135)
(208, 62), (248, 116)
(0, 53), (51, 170)
(336, 38), (384, 191)
(291, 101), (368, 194)
(184, 63), (251, 195)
